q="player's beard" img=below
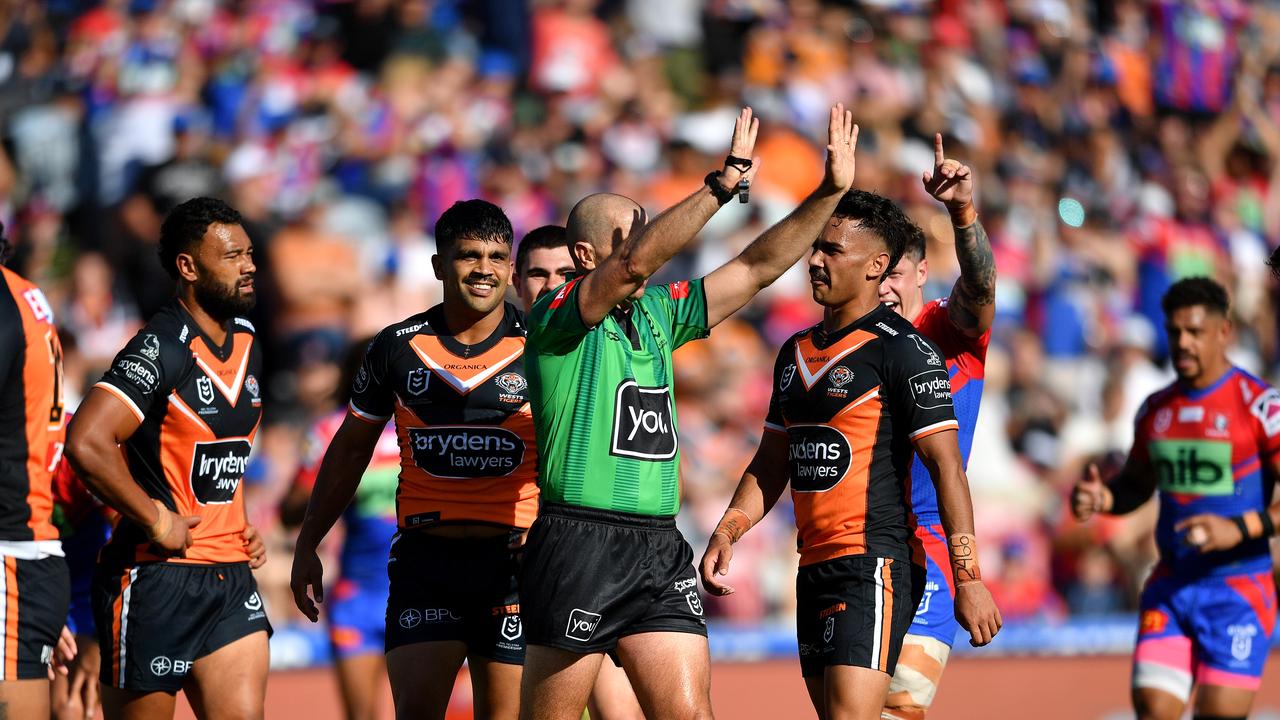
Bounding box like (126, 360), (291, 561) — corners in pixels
(194, 272), (256, 322)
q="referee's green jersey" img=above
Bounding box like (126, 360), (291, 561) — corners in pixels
(526, 277), (710, 516)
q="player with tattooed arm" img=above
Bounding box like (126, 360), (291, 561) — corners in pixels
(700, 190), (1001, 720)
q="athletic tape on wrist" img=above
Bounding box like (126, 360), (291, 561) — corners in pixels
(948, 533), (982, 584)
(949, 203), (978, 227)
(714, 508), (753, 544)
(147, 500), (172, 541)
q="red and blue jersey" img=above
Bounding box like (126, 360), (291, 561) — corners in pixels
(907, 299), (989, 525)
(1131, 367), (1280, 579)
(296, 411), (400, 589)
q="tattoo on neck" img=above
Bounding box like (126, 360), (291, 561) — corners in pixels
(948, 532), (982, 584)
(953, 219), (996, 313)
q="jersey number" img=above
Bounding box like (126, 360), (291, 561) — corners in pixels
(45, 330), (64, 428)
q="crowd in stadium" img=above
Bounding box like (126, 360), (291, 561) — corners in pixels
(1, 0), (1278, 640)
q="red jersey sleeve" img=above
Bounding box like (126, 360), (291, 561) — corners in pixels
(1246, 383), (1280, 460)
(912, 298), (990, 378)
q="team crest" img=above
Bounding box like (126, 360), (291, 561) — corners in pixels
(780, 364), (796, 392)
(1213, 413), (1229, 434)
(141, 334), (161, 360)
(829, 366), (854, 388)
(196, 376), (215, 405)
(406, 368), (429, 396)
(1153, 408), (1173, 433)
(496, 372), (527, 395)
(245, 374), (260, 399)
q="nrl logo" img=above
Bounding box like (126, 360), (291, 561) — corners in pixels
(829, 366), (854, 388)
(496, 372), (527, 395)
(406, 368), (429, 396)
(196, 376), (215, 405)
(780, 364), (796, 392)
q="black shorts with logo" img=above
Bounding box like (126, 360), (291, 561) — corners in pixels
(384, 530), (524, 664)
(0, 555), (70, 680)
(796, 555), (923, 678)
(93, 562), (271, 693)
(520, 503), (707, 654)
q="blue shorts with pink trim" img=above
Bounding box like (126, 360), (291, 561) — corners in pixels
(1132, 568), (1276, 701)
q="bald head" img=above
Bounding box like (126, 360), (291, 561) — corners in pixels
(566, 193), (645, 259)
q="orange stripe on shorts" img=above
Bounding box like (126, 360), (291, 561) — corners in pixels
(879, 558), (894, 673)
(5, 558), (18, 679)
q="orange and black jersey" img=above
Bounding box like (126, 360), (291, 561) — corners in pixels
(0, 268), (64, 543)
(764, 304), (958, 568)
(350, 302), (538, 530)
(94, 299), (262, 569)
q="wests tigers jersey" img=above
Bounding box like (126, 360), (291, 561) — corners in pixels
(0, 268), (64, 543)
(94, 299), (262, 568)
(765, 304), (958, 567)
(349, 302), (538, 530)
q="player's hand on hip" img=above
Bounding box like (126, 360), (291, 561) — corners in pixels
(1070, 463), (1110, 522)
(822, 103), (858, 194)
(922, 134), (973, 210)
(243, 524), (267, 569)
(954, 581), (1001, 647)
(1175, 513), (1243, 552)
(699, 533), (736, 596)
(148, 500), (200, 556)
(722, 107), (761, 186)
(289, 545), (325, 622)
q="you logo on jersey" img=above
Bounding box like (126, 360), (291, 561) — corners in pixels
(610, 381), (677, 460)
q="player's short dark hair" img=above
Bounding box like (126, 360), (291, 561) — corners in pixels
(1161, 276), (1229, 318)
(903, 220), (926, 263)
(158, 197), (243, 280)
(831, 190), (915, 281)
(516, 225), (567, 275)
(433, 199), (513, 255)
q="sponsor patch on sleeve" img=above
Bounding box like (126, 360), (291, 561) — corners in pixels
(115, 355), (160, 395)
(1250, 388), (1280, 438)
(909, 370), (953, 409)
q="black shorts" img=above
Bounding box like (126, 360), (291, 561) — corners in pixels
(520, 503), (707, 654)
(93, 562), (271, 693)
(796, 555), (923, 678)
(0, 555), (69, 680)
(384, 530), (524, 664)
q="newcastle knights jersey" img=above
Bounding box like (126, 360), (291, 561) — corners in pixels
(1130, 367), (1280, 578)
(908, 298), (988, 524)
(348, 302), (538, 530)
(94, 299), (262, 568)
(764, 304), (959, 567)
(0, 267), (65, 544)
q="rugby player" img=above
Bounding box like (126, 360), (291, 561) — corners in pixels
(67, 197), (271, 720)
(1072, 277), (1280, 720)
(280, 341), (398, 720)
(291, 200), (536, 719)
(880, 136), (996, 720)
(520, 104), (862, 720)
(0, 230), (71, 718)
(513, 226), (644, 720)
(700, 190), (1001, 720)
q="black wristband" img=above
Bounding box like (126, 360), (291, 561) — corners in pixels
(1232, 514), (1252, 541)
(705, 171), (737, 205)
(1261, 510), (1276, 539)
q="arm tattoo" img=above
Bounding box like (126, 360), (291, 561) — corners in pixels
(949, 219), (996, 329)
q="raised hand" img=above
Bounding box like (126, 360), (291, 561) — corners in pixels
(922, 134), (973, 210)
(1071, 463), (1111, 522)
(722, 107), (761, 186)
(822, 103), (859, 194)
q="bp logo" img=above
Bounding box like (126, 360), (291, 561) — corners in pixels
(501, 615), (522, 641)
(829, 366), (854, 388)
(151, 656), (172, 676)
(610, 381), (677, 460)
(400, 609), (422, 628)
(496, 372), (527, 395)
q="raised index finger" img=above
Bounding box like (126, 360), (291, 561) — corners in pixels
(935, 133), (946, 167)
